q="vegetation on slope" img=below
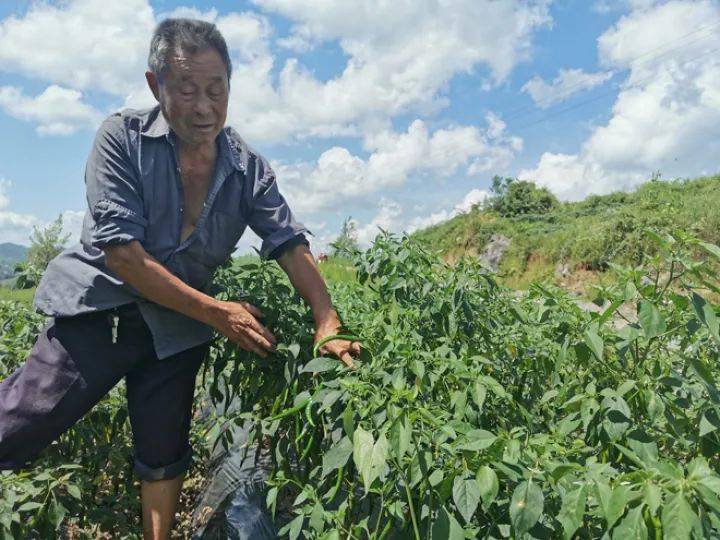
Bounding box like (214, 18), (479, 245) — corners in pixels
(414, 175), (720, 289)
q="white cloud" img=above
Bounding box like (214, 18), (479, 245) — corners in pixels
(354, 199), (404, 247)
(0, 0), (154, 96)
(59, 210), (86, 246)
(228, 0), (551, 142)
(522, 68), (614, 108)
(593, 0), (662, 13)
(407, 188), (490, 232)
(0, 179), (40, 245)
(0, 1), (548, 144)
(520, 0), (720, 200)
(0, 85), (103, 135)
(0, 1), (277, 131)
(279, 116), (520, 215)
(348, 187), (490, 248)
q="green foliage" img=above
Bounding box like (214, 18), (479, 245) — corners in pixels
(329, 217), (359, 257)
(15, 215), (69, 289)
(205, 229), (720, 539)
(415, 175), (720, 286)
(3, 222), (720, 537)
(318, 256), (357, 284)
(490, 176), (558, 217)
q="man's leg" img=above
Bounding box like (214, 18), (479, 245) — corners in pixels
(141, 475), (185, 539)
(125, 343), (207, 540)
(0, 310), (147, 468)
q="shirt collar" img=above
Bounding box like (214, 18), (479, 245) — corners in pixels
(140, 105), (245, 172)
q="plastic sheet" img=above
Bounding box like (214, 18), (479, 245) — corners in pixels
(191, 420), (277, 540)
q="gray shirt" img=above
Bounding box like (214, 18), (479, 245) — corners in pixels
(34, 105), (309, 359)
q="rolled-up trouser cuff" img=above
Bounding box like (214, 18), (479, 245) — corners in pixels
(133, 446), (192, 481)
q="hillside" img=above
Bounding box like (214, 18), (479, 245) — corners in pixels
(0, 242), (27, 280)
(413, 175), (720, 291)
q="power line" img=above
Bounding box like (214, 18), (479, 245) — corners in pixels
(497, 20), (720, 122)
(510, 43), (720, 133)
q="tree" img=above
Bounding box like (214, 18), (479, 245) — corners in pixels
(15, 215), (69, 289)
(329, 217), (359, 256)
(489, 176), (558, 217)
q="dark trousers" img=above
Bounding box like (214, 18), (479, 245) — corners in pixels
(0, 303), (208, 481)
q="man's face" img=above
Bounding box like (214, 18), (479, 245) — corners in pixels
(148, 47), (229, 148)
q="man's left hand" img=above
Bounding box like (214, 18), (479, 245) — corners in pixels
(314, 313), (361, 368)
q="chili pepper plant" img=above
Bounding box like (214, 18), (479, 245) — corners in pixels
(205, 231), (720, 539)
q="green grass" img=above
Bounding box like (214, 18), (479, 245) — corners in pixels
(318, 256), (356, 284)
(413, 175), (720, 290)
(0, 287), (35, 304)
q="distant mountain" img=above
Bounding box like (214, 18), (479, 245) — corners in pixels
(0, 243), (28, 280)
(0, 243), (28, 263)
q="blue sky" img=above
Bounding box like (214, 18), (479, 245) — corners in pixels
(0, 0), (718, 251)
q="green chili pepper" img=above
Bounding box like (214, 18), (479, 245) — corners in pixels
(305, 397), (316, 427)
(268, 397), (310, 422)
(300, 433), (314, 461)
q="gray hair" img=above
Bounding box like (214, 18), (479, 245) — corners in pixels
(148, 18), (232, 81)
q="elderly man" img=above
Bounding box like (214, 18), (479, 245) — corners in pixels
(0, 18), (360, 539)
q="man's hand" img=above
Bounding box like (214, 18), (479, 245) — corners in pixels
(314, 311), (361, 368)
(210, 300), (277, 358)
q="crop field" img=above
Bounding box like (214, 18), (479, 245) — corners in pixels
(2, 230), (720, 538)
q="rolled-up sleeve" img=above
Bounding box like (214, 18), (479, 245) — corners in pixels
(85, 115), (147, 249)
(248, 158), (310, 259)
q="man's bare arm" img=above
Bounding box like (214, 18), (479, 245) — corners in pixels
(104, 241), (276, 357)
(276, 244), (360, 367)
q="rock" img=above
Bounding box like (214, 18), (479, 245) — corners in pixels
(479, 234), (511, 272)
(555, 263), (571, 278)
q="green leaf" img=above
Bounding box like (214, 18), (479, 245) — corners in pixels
(457, 429), (497, 451)
(280, 515), (304, 540)
(558, 484), (587, 540)
(389, 414), (412, 459)
(540, 389), (559, 404)
(626, 430), (658, 464)
(479, 375), (508, 399)
(300, 357), (340, 374)
(17, 501), (43, 512)
(322, 437), (353, 478)
(584, 328), (604, 362)
(429, 469), (444, 487)
(698, 241), (720, 261)
(645, 390), (665, 422)
(471, 381), (487, 409)
(452, 476), (480, 524)
(692, 292), (720, 344)
(612, 505), (648, 540)
(638, 301), (666, 339)
(662, 492), (697, 540)
(353, 427), (388, 493)
(309, 502), (325, 532)
(602, 396), (632, 442)
(66, 484), (82, 500)
(509, 480), (544, 535)
(699, 410), (720, 437)
(431, 505), (465, 540)
(476, 466), (499, 510)
(48, 500), (67, 530)
(596, 482), (628, 529)
(642, 483), (662, 515)
(353, 426), (375, 492)
(371, 434), (389, 486)
(266, 486), (278, 513)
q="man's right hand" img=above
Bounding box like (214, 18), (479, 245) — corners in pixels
(210, 300), (277, 358)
